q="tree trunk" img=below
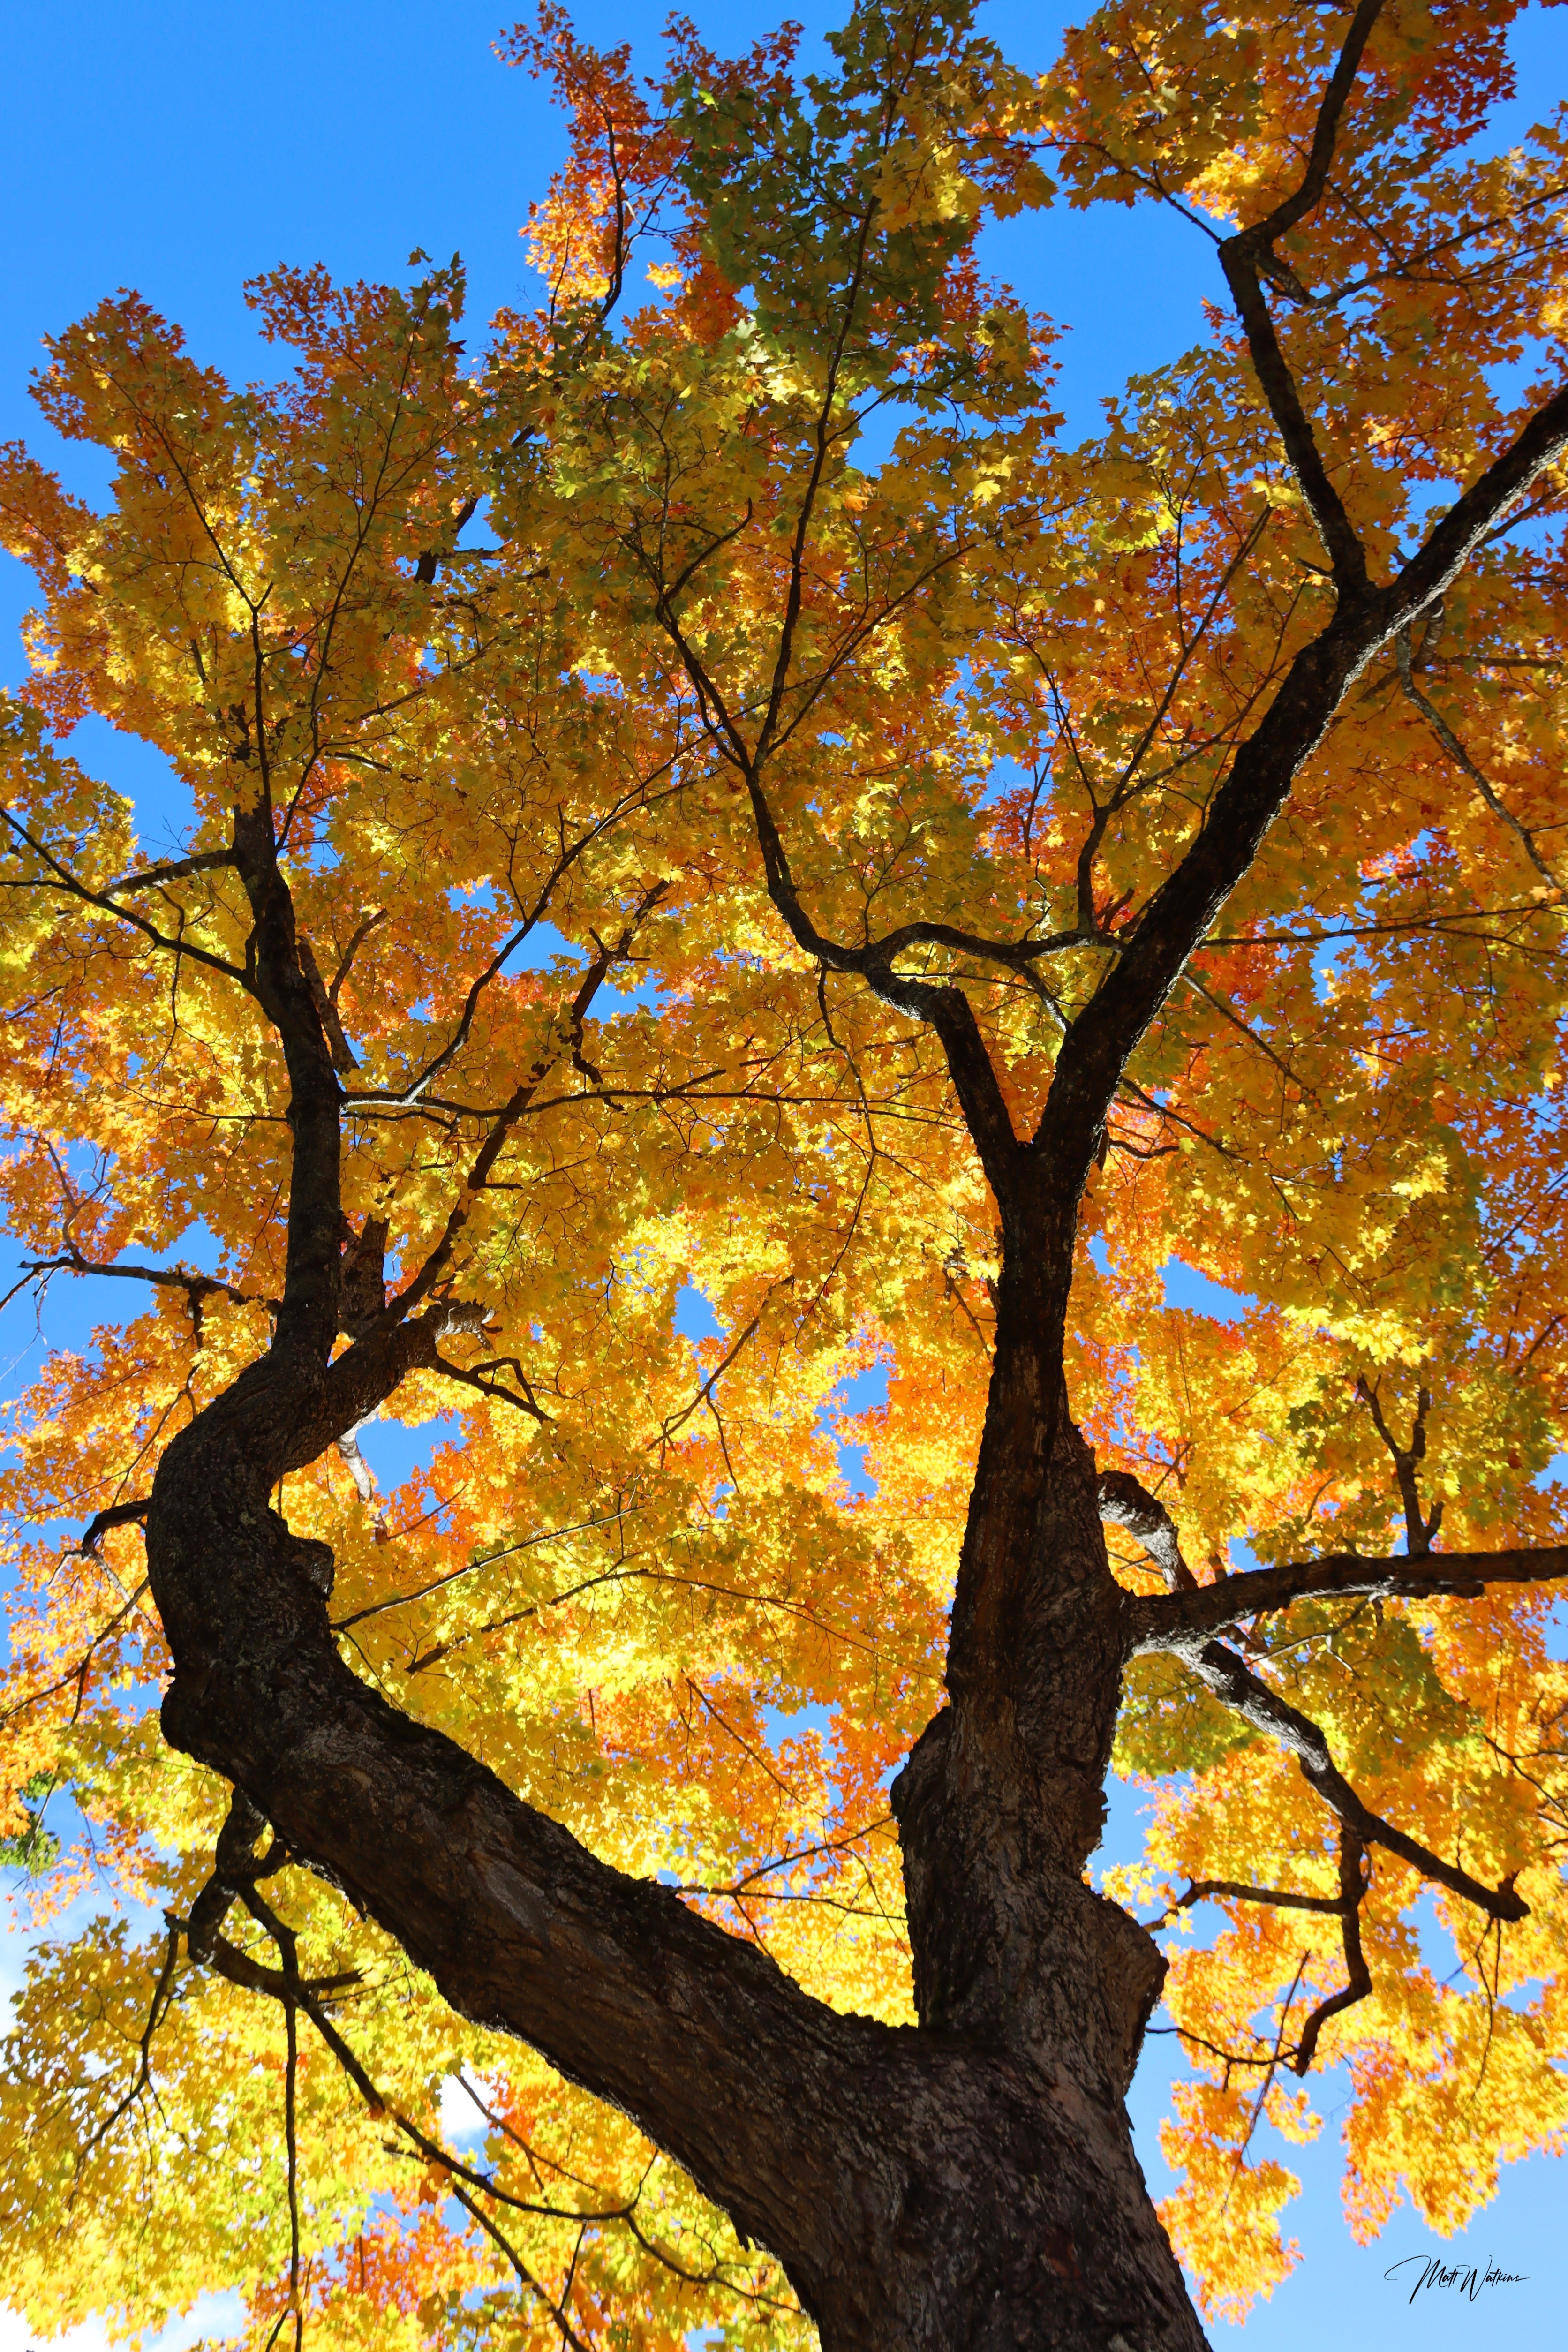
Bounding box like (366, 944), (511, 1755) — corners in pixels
(881, 1291), (1201, 2351)
(148, 1251), (1204, 2351)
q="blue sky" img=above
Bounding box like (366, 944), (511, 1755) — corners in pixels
(1, 3), (1565, 2345)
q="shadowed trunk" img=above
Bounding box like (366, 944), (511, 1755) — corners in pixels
(151, 1326), (1203, 2352)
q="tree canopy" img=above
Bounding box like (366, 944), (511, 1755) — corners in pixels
(1, 2), (1566, 2346)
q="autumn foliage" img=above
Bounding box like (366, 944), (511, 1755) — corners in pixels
(0, 2), (1566, 2345)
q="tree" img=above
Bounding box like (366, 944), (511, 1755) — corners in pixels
(1, 0), (1567, 2343)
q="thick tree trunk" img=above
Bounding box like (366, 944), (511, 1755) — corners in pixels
(150, 1276), (1205, 2350)
(894, 1323), (1161, 2081)
(886, 1288), (1200, 2351)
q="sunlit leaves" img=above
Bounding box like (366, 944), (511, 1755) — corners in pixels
(2, 0), (1568, 2337)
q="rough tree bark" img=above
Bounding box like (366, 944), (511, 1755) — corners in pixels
(132, 11), (1568, 2344)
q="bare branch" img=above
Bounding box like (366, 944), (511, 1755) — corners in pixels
(1171, 1878), (1347, 1919)
(331, 1510), (629, 1635)
(99, 849), (235, 898)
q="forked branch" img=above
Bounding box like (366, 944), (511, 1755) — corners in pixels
(1167, 1823), (1374, 2075)
(1355, 1374), (1442, 1554)
(377, 889), (667, 1332)
(1218, 0), (1387, 596)
(1292, 1826), (1373, 2073)
(169, 1835), (709, 2349)
(0, 801), (249, 988)
(1171, 1632), (1524, 1922)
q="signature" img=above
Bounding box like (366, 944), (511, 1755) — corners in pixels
(1385, 2254), (1530, 2304)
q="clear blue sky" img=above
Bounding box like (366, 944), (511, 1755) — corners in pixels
(0, 5), (1564, 2345)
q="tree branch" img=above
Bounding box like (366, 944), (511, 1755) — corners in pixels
(23, 1248), (263, 1313)
(1387, 386), (1568, 631)
(1397, 626), (1562, 895)
(71, 1920), (183, 2171)
(1291, 1825), (1373, 2074)
(0, 802), (249, 987)
(1171, 1877), (1347, 1919)
(331, 1511), (627, 1637)
(740, 773), (1047, 1198)
(1355, 1374), (1441, 1554)
(427, 1352), (550, 1421)
(335, 1424), (390, 1541)
(184, 1787), (286, 1964)
(1126, 1544), (1568, 1651)
(99, 848), (235, 898)
(1165, 1632), (1525, 1921)
(1028, 380), (1568, 1332)
(78, 1498), (151, 1557)
(297, 934), (360, 1074)
(230, 799), (347, 1369)
(1218, 0), (1387, 596)
(1097, 1470), (1198, 1591)
(329, 905), (388, 1004)
(375, 923), (644, 1332)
